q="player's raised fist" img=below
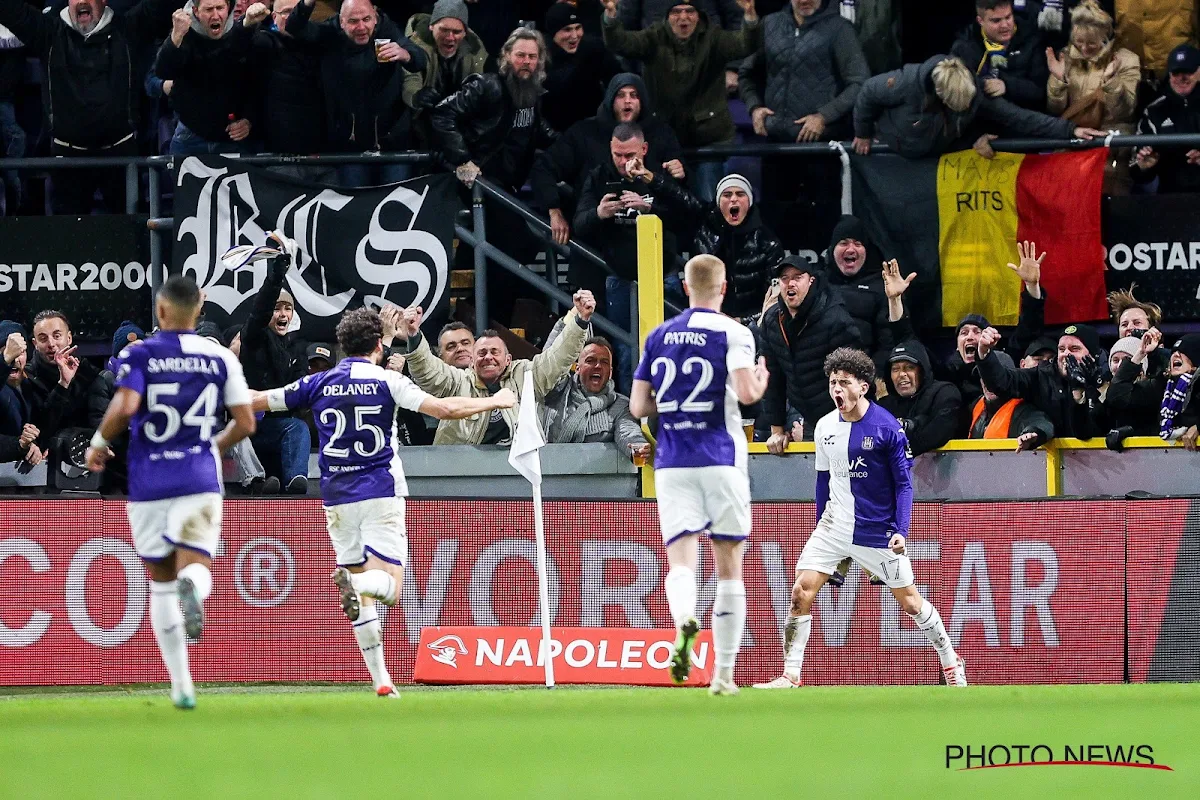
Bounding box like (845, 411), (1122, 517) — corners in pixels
(493, 387), (517, 408)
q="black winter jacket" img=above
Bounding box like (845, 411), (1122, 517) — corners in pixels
(1104, 357), (1167, 435)
(975, 349), (1100, 439)
(1131, 88), (1200, 193)
(949, 17), (1049, 111)
(878, 339), (962, 455)
(530, 73), (683, 213)
(22, 352), (109, 445)
(154, 13), (255, 144)
(691, 205), (783, 320)
(432, 72), (557, 191)
(543, 35), (622, 133)
(760, 278), (863, 430)
(251, 28), (326, 155)
(238, 260), (307, 411)
(287, 2), (425, 153)
(0, 0), (179, 148)
(823, 215), (892, 371)
(854, 54), (1075, 158)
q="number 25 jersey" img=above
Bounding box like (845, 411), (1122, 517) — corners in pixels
(634, 308), (756, 472)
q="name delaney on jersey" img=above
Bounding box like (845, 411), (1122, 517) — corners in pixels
(945, 743), (1171, 771)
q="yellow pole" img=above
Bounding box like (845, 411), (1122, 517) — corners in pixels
(636, 215), (664, 499)
(1044, 443), (1062, 497)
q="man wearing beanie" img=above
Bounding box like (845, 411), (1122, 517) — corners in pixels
(238, 249), (311, 494)
(106, 321), (145, 375)
(543, 2), (622, 133)
(975, 321), (1106, 439)
(688, 173), (783, 320)
(822, 214), (892, 372)
(403, 0), (488, 148)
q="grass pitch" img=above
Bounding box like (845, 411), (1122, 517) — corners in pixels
(2, 683), (1197, 799)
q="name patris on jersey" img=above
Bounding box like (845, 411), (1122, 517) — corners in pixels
(115, 332), (251, 503)
(268, 358), (430, 507)
(634, 308), (756, 471)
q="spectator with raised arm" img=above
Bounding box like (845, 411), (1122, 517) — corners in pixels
(543, 2), (622, 133)
(968, 350), (1054, 448)
(397, 290), (596, 445)
(0, 0), (183, 214)
(601, 0), (759, 199)
(822, 215), (894, 373)
(0, 321), (43, 469)
(1102, 333), (1160, 447)
(1130, 45), (1200, 195)
(403, 0), (488, 149)
(287, 0), (427, 186)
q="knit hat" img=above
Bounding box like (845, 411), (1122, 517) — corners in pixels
(277, 287), (295, 306)
(430, 0), (469, 27)
(544, 2), (580, 36)
(979, 350), (1016, 392)
(956, 313), (990, 336)
(1171, 334), (1200, 368)
(715, 173), (754, 206)
(0, 319), (26, 347)
(112, 320), (145, 356)
(1060, 323), (1100, 356)
(666, 0), (695, 13)
(1110, 336), (1141, 360)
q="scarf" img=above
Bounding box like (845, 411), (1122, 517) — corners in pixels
(839, 1), (855, 24)
(1160, 371), (1195, 439)
(557, 376), (618, 443)
(977, 27), (1013, 76)
(1039, 0), (1064, 32)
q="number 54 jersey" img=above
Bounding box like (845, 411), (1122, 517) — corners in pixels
(634, 308), (756, 473)
(266, 358), (431, 506)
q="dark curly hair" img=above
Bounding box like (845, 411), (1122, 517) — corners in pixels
(336, 307), (383, 358)
(823, 347), (875, 385)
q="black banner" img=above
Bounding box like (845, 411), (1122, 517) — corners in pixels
(171, 157), (460, 342)
(1104, 193), (1200, 321)
(0, 215), (152, 340)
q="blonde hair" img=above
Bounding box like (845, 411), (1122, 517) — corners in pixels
(1070, 0), (1114, 40)
(932, 57), (977, 112)
(683, 254), (726, 301)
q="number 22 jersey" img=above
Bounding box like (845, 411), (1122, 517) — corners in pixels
(634, 308), (756, 472)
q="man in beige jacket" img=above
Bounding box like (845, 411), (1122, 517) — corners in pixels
(398, 290), (597, 444)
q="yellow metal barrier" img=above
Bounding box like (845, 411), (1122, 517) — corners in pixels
(636, 215), (665, 499)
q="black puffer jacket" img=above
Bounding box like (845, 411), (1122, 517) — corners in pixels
(432, 72), (558, 191)
(691, 205), (783, 320)
(1104, 357), (1168, 436)
(238, 258), (307, 413)
(543, 35), (622, 133)
(975, 348), (1100, 439)
(529, 72), (683, 213)
(251, 27), (326, 155)
(1131, 88), (1200, 194)
(286, 1), (425, 152)
(949, 14), (1049, 111)
(878, 339), (962, 455)
(823, 215), (892, 371)
(760, 276), (863, 430)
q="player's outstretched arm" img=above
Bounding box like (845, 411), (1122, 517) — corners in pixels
(249, 390), (272, 413)
(213, 403), (257, 455)
(85, 388), (142, 472)
(628, 379), (655, 420)
(420, 388), (517, 421)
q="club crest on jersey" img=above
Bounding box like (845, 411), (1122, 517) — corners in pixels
(861, 436), (874, 450)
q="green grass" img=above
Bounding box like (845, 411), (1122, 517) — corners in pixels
(1, 684), (1197, 798)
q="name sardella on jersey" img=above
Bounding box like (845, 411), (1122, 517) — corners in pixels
(115, 332), (250, 502)
(634, 308), (756, 471)
(268, 358), (429, 506)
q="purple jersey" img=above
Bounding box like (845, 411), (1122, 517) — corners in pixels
(114, 332), (250, 502)
(633, 308), (756, 471)
(267, 358), (429, 506)
(813, 402), (914, 547)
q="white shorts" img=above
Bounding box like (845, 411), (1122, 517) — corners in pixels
(127, 493), (223, 562)
(323, 496), (409, 568)
(655, 465), (752, 545)
(795, 520), (915, 589)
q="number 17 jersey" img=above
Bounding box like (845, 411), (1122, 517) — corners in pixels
(634, 308), (756, 472)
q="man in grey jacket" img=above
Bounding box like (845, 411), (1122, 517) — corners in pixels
(853, 54), (1103, 158)
(544, 336), (650, 461)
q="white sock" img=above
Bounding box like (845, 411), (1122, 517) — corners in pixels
(782, 614), (811, 682)
(663, 565), (697, 630)
(351, 570), (398, 605)
(177, 562), (213, 602)
(352, 603), (393, 689)
(711, 580), (746, 683)
(910, 599), (958, 668)
(150, 581), (193, 695)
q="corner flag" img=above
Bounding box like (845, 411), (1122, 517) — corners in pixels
(507, 370), (544, 486)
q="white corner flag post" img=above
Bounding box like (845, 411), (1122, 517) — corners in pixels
(507, 370), (554, 688)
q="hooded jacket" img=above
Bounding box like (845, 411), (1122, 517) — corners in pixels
(760, 275), (863, 430)
(286, 1), (426, 152)
(432, 71), (558, 191)
(0, 0), (176, 148)
(738, 0), (869, 141)
(403, 13), (488, 146)
(529, 73), (683, 213)
(853, 54), (1076, 158)
(822, 215), (892, 371)
(878, 339), (963, 455)
(404, 311), (589, 445)
(949, 13), (1050, 110)
(238, 259), (308, 409)
(1131, 86), (1200, 193)
(691, 204), (783, 320)
(154, 3), (255, 144)
(543, 34), (622, 133)
(251, 21), (327, 155)
(602, 4), (757, 147)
